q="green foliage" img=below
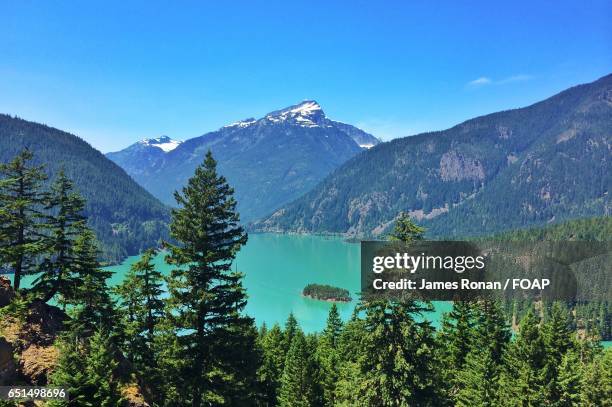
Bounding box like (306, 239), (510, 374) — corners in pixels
(277, 330), (318, 407)
(500, 309), (548, 406)
(317, 304), (343, 406)
(580, 348), (612, 406)
(356, 300), (441, 406)
(0, 148), (48, 290)
(389, 212), (425, 242)
(258, 324), (285, 405)
(62, 229), (116, 338)
(114, 248), (165, 399)
(163, 150), (256, 406)
(49, 330), (123, 407)
(33, 170), (87, 303)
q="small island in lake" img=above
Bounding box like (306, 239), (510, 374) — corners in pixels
(303, 283), (352, 302)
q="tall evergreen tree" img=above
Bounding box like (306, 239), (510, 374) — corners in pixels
(455, 345), (499, 407)
(475, 300), (511, 362)
(389, 212), (425, 242)
(543, 302), (575, 404)
(115, 247), (165, 399)
(258, 323), (286, 406)
(0, 149), (48, 291)
(580, 348), (611, 406)
(282, 312), (299, 357)
(49, 330), (124, 407)
(277, 330), (317, 407)
(357, 300), (441, 406)
(500, 310), (548, 406)
(318, 304), (343, 406)
(438, 300), (478, 399)
(356, 214), (441, 406)
(164, 150), (253, 406)
(334, 314), (366, 406)
(116, 248), (164, 359)
(34, 170), (86, 303)
(556, 350), (583, 407)
(63, 228), (115, 338)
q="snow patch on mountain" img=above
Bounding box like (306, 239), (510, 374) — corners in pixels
(265, 100), (324, 128)
(140, 136), (182, 152)
(224, 118), (257, 129)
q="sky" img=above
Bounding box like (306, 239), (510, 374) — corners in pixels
(1, 1), (610, 153)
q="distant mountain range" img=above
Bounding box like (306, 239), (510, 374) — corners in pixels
(0, 114), (170, 263)
(253, 74), (612, 237)
(107, 100), (380, 221)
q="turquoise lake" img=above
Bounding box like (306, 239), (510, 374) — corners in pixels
(105, 233), (449, 332)
(8, 232), (610, 345)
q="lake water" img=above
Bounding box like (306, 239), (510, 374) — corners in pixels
(105, 233), (449, 332)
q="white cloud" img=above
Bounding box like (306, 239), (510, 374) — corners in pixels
(467, 74), (533, 88)
(468, 77), (493, 87)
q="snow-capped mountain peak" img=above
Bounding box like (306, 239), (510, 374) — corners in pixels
(224, 118), (257, 129)
(139, 136), (182, 152)
(265, 100), (325, 127)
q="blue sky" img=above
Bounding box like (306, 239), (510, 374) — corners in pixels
(1, 1), (610, 153)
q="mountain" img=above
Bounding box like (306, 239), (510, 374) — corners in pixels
(253, 74), (612, 237)
(107, 100), (380, 221)
(0, 114), (170, 263)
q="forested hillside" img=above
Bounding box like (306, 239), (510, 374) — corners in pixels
(0, 114), (170, 262)
(254, 74), (611, 238)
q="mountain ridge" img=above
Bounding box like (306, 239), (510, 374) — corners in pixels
(253, 74), (611, 237)
(107, 100), (380, 221)
(0, 114), (170, 263)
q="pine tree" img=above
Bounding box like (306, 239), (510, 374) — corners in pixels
(63, 228), (115, 338)
(115, 248), (165, 399)
(500, 309), (547, 406)
(115, 248), (164, 362)
(454, 300), (509, 407)
(33, 170), (86, 303)
(475, 300), (511, 362)
(84, 330), (124, 407)
(556, 350), (582, 407)
(318, 304), (343, 406)
(282, 312), (299, 357)
(455, 345), (499, 407)
(543, 302), (575, 404)
(389, 212), (425, 242)
(277, 330), (317, 407)
(48, 334), (94, 407)
(356, 215), (441, 406)
(438, 300), (477, 399)
(322, 304), (343, 348)
(334, 314), (366, 406)
(357, 300), (441, 406)
(258, 323), (285, 405)
(0, 149), (48, 291)
(580, 348), (612, 406)
(164, 150), (253, 406)
(49, 330), (123, 407)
